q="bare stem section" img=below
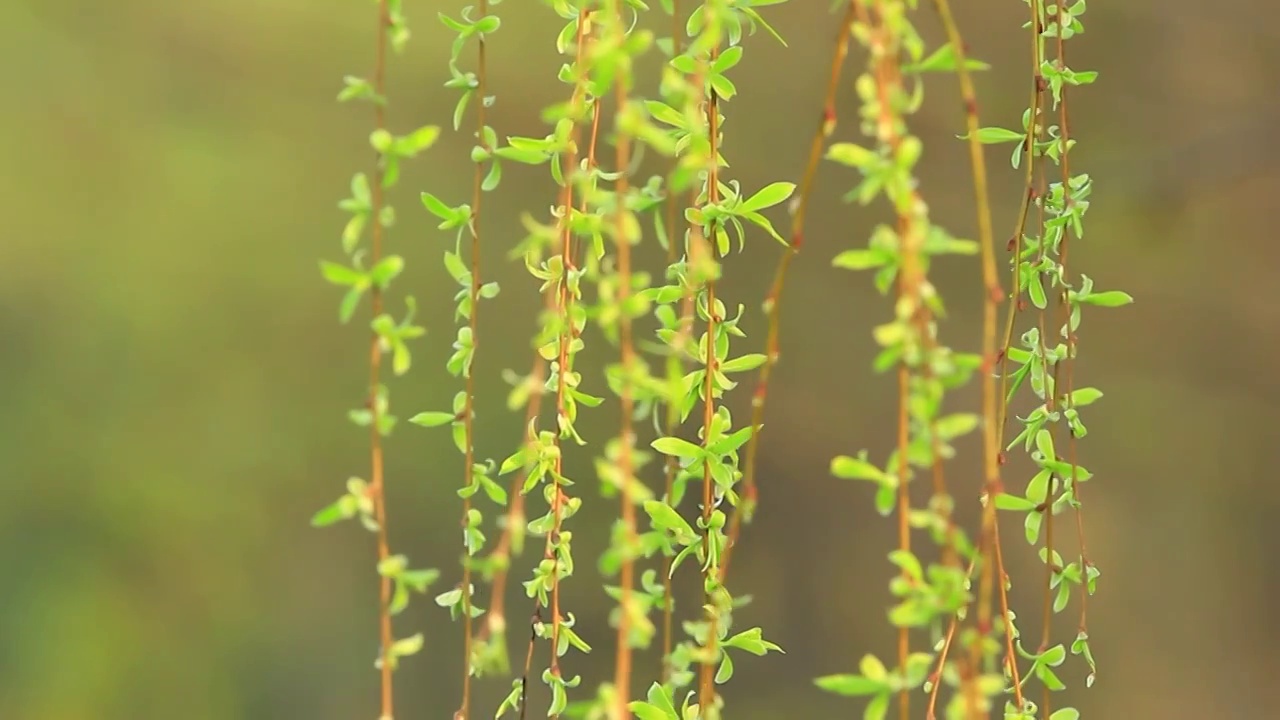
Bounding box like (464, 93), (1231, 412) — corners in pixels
(724, 0), (859, 580)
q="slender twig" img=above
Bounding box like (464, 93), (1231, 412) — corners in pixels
(978, 2), (1051, 711)
(1050, 0), (1091, 642)
(1029, 120), (1057, 714)
(515, 11), (598, 715)
(472, 351), (545, 666)
(457, 3), (492, 718)
(696, 40), (723, 716)
(1032, 5), (1089, 715)
(608, 0), (639, 714)
(518, 607), (541, 720)
(854, 2), (921, 716)
(721, 0), (857, 581)
(365, 3), (395, 716)
(659, 4), (684, 685)
(924, 557), (978, 719)
(928, 0), (1006, 716)
(995, 0), (1044, 442)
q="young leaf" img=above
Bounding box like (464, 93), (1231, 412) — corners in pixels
(831, 455), (886, 483)
(739, 181), (796, 213)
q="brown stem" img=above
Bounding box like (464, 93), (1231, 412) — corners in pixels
(513, 12), (598, 717)
(721, 0), (858, 582)
(660, 186), (698, 685)
(472, 353), (545, 665)
(977, 2), (1051, 711)
(894, 363), (911, 720)
(457, 3), (491, 718)
(1029, 128), (1057, 715)
(365, 3), (395, 717)
(925, 557), (978, 720)
(659, 0), (683, 684)
(608, 1), (638, 715)
(696, 278), (720, 714)
(854, 2), (920, 716)
(518, 607), (541, 720)
(928, 0), (1010, 714)
(1051, 0), (1090, 640)
(696, 41), (723, 716)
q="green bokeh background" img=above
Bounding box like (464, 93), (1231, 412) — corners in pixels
(3, 1), (1277, 718)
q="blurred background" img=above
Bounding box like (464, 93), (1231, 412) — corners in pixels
(2, 1), (1277, 718)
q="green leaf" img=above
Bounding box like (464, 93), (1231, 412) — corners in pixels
(438, 12), (467, 33)
(1034, 428), (1056, 461)
(1041, 644), (1067, 666)
(1068, 387), (1103, 407)
(629, 704), (674, 720)
(401, 568), (439, 592)
(713, 45), (743, 72)
(832, 249), (889, 271)
(369, 128), (393, 153)
(390, 633), (424, 657)
(1028, 275), (1048, 309)
(859, 653), (887, 682)
(420, 192), (453, 221)
(399, 125), (440, 155)
(722, 627), (782, 656)
(710, 425), (756, 455)
(368, 255), (405, 288)
(443, 251), (469, 283)
(1026, 468), (1051, 504)
(310, 498), (354, 527)
(827, 142), (877, 168)
(831, 455), (886, 483)
(814, 674), (884, 697)
(720, 353), (767, 373)
(1025, 511), (1043, 545)
(409, 411), (455, 428)
(650, 436), (703, 460)
(338, 286), (364, 324)
(1082, 290), (1133, 307)
(472, 15), (500, 34)
(1049, 710), (1081, 720)
(643, 100), (685, 128)
(494, 146), (547, 164)
(478, 474), (507, 505)
(934, 413), (979, 440)
(960, 127), (1025, 144)
(739, 181), (796, 213)
(901, 44), (991, 74)
(320, 261), (364, 286)
(498, 449), (527, 476)
(887, 549), (922, 580)
(645, 682), (678, 717)
(874, 483), (896, 516)
(714, 653), (734, 684)
(992, 493), (1036, 511)
(642, 500), (696, 542)
(864, 692), (890, 720)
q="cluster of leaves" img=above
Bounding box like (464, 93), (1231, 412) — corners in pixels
(412, 3), (511, 719)
(468, 1), (795, 718)
(976, 1), (1120, 718)
(817, 1), (997, 718)
(308, 1), (1121, 719)
(311, 3), (441, 719)
(816, 0), (1124, 718)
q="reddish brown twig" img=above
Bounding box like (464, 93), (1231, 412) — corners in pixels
(364, 2), (395, 716)
(720, 0), (858, 583)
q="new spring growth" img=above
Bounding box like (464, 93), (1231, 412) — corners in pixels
(313, 3), (440, 720)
